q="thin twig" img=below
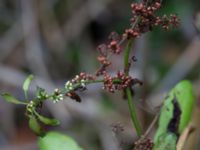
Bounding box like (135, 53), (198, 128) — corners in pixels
(143, 114), (159, 138)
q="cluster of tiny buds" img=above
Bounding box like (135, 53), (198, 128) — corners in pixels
(97, 32), (121, 56)
(108, 31), (121, 54)
(96, 1), (179, 77)
(97, 55), (111, 67)
(114, 71), (133, 90)
(26, 101), (35, 114)
(65, 81), (73, 90)
(65, 72), (96, 91)
(108, 40), (121, 54)
(96, 31), (128, 75)
(131, 2), (161, 16)
(133, 137), (153, 150)
(102, 71), (133, 93)
(52, 88), (64, 103)
(130, 1), (179, 32)
(37, 89), (48, 100)
(103, 74), (114, 92)
(96, 32), (122, 76)
(65, 72), (96, 90)
(72, 72), (95, 83)
(123, 28), (140, 39)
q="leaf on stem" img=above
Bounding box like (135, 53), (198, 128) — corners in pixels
(29, 116), (43, 136)
(1, 93), (27, 105)
(23, 75), (34, 99)
(34, 111), (60, 126)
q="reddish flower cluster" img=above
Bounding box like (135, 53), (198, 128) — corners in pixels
(114, 71), (133, 90)
(103, 74), (114, 92)
(128, 1), (179, 35)
(65, 72), (96, 102)
(108, 31), (121, 54)
(123, 28), (140, 39)
(134, 137), (153, 150)
(71, 72), (96, 83)
(96, 1), (179, 79)
(108, 40), (121, 54)
(102, 71), (134, 93)
(96, 32), (122, 76)
(131, 2), (161, 16)
(97, 55), (111, 67)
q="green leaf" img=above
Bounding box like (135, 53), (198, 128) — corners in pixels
(23, 75), (34, 99)
(174, 80), (195, 133)
(34, 111), (60, 126)
(38, 131), (84, 150)
(153, 80), (195, 150)
(29, 116), (43, 136)
(1, 93), (27, 105)
(153, 133), (177, 150)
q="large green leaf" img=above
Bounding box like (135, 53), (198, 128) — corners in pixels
(153, 80), (195, 150)
(1, 93), (27, 105)
(23, 75), (34, 99)
(153, 133), (177, 150)
(38, 132), (84, 150)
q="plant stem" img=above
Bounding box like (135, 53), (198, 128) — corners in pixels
(124, 40), (133, 75)
(126, 88), (142, 136)
(124, 39), (142, 136)
(46, 78), (122, 101)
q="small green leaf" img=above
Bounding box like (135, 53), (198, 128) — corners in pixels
(23, 75), (34, 99)
(34, 111), (60, 126)
(29, 116), (43, 136)
(1, 93), (27, 105)
(39, 132), (84, 150)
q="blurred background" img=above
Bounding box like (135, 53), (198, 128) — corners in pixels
(0, 0), (200, 150)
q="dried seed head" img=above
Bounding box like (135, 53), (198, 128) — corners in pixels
(108, 40), (121, 54)
(133, 137), (153, 150)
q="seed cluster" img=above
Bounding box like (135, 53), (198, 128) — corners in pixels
(95, 31), (121, 76)
(133, 137), (153, 150)
(102, 74), (114, 92)
(72, 72), (96, 83)
(65, 72), (96, 91)
(127, 1), (179, 37)
(102, 71), (134, 93)
(95, 0), (179, 85)
(64, 72), (96, 102)
(115, 71), (133, 90)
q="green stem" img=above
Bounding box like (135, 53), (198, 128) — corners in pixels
(124, 39), (142, 136)
(47, 78), (122, 101)
(126, 88), (142, 136)
(124, 40), (133, 75)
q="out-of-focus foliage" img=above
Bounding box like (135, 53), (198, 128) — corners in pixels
(38, 132), (83, 150)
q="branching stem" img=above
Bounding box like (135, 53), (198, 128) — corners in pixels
(124, 39), (142, 136)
